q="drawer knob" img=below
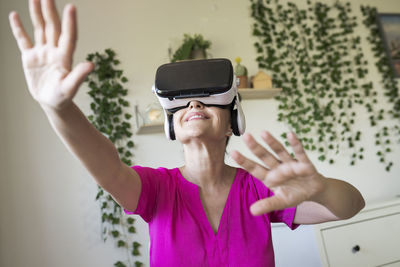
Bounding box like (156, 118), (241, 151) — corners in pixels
(352, 245), (360, 253)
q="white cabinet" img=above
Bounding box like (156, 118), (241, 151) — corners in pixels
(314, 198), (400, 267)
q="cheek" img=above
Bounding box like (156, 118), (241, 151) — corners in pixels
(172, 111), (187, 136)
(208, 110), (231, 135)
(172, 113), (182, 130)
(218, 110), (232, 131)
(172, 109), (185, 123)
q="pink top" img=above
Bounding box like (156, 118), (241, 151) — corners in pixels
(125, 166), (299, 266)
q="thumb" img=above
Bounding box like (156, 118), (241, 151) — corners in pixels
(250, 196), (287, 216)
(61, 61), (94, 99)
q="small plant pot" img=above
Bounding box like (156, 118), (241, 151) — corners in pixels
(190, 49), (206, 60)
(237, 75), (248, 88)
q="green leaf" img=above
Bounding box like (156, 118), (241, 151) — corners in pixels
(117, 240), (126, 247)
(102, 213), (107, 223)
(96, 189), (104, 200)
(87, 54), (94, 61)
(122, 158), (132, 166)
(111, 230), (119, 238)
(90, 103), (96, 111)
(132, 241), (141, 256)
(171, 38), (194, 62)
(114, 261), (126, 267)
(112, 217), (120, 225)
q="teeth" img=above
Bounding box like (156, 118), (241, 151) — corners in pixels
(188, 115), (204, 121)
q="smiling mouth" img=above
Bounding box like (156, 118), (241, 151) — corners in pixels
(186, 114), (209, 121)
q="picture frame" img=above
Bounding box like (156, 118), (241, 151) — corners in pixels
(377, 13), (400, 78)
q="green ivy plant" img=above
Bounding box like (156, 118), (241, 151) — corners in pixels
(169, 33), (212, 62)
(250, 0), (399, 171)
(361, 6), (400, 169)
(85, 48), (142, 267)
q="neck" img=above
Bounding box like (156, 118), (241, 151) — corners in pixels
(180, 139), (234, 190)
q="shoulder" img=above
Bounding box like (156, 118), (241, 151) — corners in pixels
(132, 165), (178, 176)
(131, 165), (181, 186)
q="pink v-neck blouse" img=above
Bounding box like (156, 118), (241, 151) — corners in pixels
(124, 166), (299, 266)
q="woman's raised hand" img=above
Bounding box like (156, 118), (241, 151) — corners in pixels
(231, 131), (326, 216)
(9, 0), (93, 110)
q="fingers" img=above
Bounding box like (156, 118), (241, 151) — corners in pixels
(9, 12), (33, 51)
(287, 132), (311, 163)
(41, 0), (61, 46)
(231, 150), (269, 181)
(263, 160), (313, 189)
(250, 196), (288, 215)
(232, 150), (302, 188)
(261, 131), (294, 163)
(61, 62), (94, 99)
(58, 4), (76, 57)
(242, 133), (281, 168)
(264, 162), (304, 188)
(29, 0), (45, 45)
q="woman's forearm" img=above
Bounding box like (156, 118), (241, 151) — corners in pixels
(42, 102), (122, 189)
(312, 177), (365, 220)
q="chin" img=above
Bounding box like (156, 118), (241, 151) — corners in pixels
(177, 129), (226, 145)
(177, 129), (207, 143)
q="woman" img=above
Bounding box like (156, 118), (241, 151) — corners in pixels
(9, 0), (365, 266)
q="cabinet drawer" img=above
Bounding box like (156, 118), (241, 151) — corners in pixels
(377, 260), (400, 267)
(321, 212), (400, 267)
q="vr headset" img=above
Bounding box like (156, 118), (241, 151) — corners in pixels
(152, 58), (246, 140)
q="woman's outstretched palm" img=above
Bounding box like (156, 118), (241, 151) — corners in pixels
(231, 131), (326, 215)
(9, 0), (93, 110)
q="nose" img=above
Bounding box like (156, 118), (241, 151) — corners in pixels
(188, 100), (204, 110)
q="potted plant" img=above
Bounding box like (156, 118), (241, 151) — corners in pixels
(234, 57), (248, 88)
(169, 33), (212, 62)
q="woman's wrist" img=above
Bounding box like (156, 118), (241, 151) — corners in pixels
(40, 100), (74, 116)
(308, 174), (330, 205)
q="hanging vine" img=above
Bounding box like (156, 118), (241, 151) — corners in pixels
(361, 6), (400, 170)
(86, 48), (142, 267)
(250, 0), (399, 171)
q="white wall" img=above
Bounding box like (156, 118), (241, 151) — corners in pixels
(1, 0), (399, 266)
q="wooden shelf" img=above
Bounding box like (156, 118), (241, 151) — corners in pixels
(136, 122), (164, 135)
(238, 88), (281, 99)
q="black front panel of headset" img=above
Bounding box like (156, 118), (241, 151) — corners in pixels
(155, 58), (233, 98)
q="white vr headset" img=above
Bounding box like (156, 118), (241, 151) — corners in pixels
(152, 58), (246, 140)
